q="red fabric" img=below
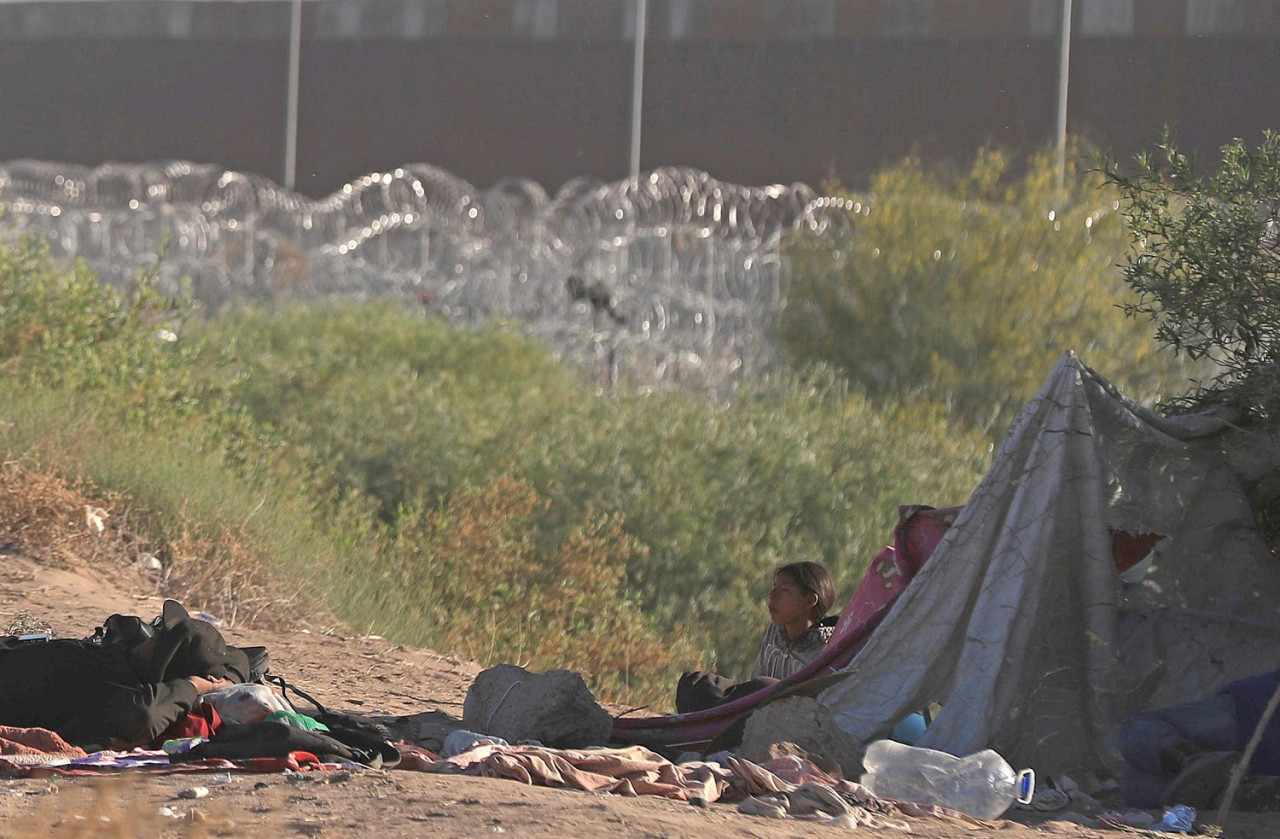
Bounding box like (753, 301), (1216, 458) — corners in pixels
(155, 701), (224, 745)
(236, 751), (322, 772)
(395, 742), (441, 771)
(831, 505), (957, 643)
(1110, 528), (1163, 573)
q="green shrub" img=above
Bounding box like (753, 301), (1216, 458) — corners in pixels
(1105, 129), (1280, 421)
(0, 239), (343, 625)
(0, 232), (995, 705)
(199, 303), (990, 681)
(0, 239), (190, 410)
(780, 141), (1196, 435)
(517, 369), (989, 677)
(347, 475), (695, 705)
(193, 302), (587, 521)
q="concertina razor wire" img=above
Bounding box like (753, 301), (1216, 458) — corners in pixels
(0, 160), (854, 392)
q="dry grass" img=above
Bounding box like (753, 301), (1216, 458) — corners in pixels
(0, 458), (324, 631)
(0, 460), (123, 571)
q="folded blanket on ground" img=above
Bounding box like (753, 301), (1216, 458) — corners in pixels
(0, 726), (88, 762)
(408, 742), (730, 801)
(400, 739), (990, 829)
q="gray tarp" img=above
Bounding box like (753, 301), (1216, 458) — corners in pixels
(820, 351), (1280, 779)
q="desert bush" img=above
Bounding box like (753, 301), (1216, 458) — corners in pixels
(0, 236), (993, 703)
(200, 303), (990, 680)
(518, 368), (989, 678)
(0, 458), (126, 571)
(780, 140), (1196, 435)
(1105, 130), (1280, 551)
(1105, 129), (1280, 422)
(0, 390), (338, 629)
(339, 475), (695, 705)
(0, 241), (337, 627)
(0, 239), (193, 411)
(193, 302), (585, 521)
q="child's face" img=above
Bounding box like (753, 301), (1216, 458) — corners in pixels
(767, 572), (815, 628)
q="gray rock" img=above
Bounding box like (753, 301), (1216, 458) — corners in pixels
(462, 663), (612, 749)
(739, 696), (863, 779)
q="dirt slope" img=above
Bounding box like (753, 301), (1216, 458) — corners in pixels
(1, 553), (1275, 838)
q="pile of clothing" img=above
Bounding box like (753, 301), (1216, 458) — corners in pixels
(0, 600), (399, 773)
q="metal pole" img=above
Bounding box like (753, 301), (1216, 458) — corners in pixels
(284, 0), (302, 190)
(1055, 0), (1072, 190)
(629, 0), (647, 184)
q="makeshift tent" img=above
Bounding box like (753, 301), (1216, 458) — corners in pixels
(615, 352), (1280, 782)
(820, 351), (1280, 780)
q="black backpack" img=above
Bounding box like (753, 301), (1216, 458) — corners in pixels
(91, 612), (272, 683)
(262, 674), (405, 767)
(178, 720), (398, 768)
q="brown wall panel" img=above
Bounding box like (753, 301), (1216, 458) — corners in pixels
(0, 35), (1275, 199)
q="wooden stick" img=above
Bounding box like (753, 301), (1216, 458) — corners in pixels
(1215, 675), (1280, 824)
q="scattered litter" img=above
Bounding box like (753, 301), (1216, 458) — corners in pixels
(84, 506), (107, 533)
(6, 610), (53, 638)
(158, 806), (179, 819)
(1159, 804), (1195, 833)
(135, 554), (163, 577)
(177, 786), (209, 800)
(319, 772), (353, 784)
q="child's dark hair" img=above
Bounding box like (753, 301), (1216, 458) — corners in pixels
(775, 561), (836, 621)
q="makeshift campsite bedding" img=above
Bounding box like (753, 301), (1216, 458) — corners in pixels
(1, 723), (992, 831)
(1, 747), (239, 777)
(0, 722), (375, 778)
(398, 739), (984, 829)
(412, 741), (728, 799)
(610, 504), (959, 751)
(0, 725), (86, 759)
(0, 735), (350, 778)
(821, 352), (1280, 781)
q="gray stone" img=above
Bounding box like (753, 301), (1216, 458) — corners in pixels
(462, 663), (612, 749)
(739, 695), (863, 779)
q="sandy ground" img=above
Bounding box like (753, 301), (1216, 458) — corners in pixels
(1, 553), (1277, 838)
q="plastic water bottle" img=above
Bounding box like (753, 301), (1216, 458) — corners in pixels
(860, 739), (1035, 820)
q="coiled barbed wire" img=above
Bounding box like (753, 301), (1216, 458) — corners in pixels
(0, 160), (846, 391)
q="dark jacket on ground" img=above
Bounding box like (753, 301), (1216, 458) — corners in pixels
(0, 638), (199, 750)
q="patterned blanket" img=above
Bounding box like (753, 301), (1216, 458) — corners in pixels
(398, 740), (986, 829)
